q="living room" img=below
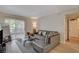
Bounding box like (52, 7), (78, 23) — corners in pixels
(0, 5), (79, 53)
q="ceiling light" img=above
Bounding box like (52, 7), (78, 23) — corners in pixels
(30, 17), (38, 19)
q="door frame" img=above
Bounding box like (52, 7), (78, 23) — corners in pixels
(64, 15), (70, 43)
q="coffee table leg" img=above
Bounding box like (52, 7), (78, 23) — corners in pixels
(23, 40), (27, 47)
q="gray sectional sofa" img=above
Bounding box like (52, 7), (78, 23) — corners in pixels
(32, 30), (60, 53)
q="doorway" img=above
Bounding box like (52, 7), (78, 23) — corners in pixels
(65, 14), (79, 45)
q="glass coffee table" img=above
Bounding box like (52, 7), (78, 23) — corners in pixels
(23, 36), (39, 47)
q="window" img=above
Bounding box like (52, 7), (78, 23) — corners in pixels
(5, 18), (16, 34)
(4, 18), (25, 40)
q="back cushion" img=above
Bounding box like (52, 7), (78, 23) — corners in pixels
(48, 32), (53, 38)
(42, 32), (46, 36)
(38, 31), (42, 35)
(44, 35), (48, 45)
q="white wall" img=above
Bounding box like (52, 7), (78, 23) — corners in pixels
(26, 18), (39, 33)
(25, 19), (33, 33)
(0, 13), (5, 24)
(38, 13), (65, 43)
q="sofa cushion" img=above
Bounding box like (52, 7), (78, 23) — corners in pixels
(38, 31), (42, 35)
(33, 35), (46, 48)
(44, 35), (48, 45)
(47, 32), (53, 38)
(42, 32), (46, 36)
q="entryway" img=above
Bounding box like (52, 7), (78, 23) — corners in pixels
(65, 13), (79, 45)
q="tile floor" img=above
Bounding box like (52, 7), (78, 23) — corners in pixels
(5, 36), (79, 53)
(6, 40), (36, 53)
(6, 40), (22, 53)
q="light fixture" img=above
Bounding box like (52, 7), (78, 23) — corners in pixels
(32, 21), (37, 34)
(32, 21), (37, 29)
(30, 17), (38, 19)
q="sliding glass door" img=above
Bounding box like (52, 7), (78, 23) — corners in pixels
(4, 18), (25, 40)
(14, 20), (25, 40)
(5, 19), (16, 34)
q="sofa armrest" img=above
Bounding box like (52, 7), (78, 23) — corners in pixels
(50, 34), (60, 45)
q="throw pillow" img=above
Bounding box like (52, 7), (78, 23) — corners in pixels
(40, 32), (43, 36)
(38, 31), (42, 35)
(42, 32), (46, 36)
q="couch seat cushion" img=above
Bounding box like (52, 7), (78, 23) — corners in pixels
(32, 35), (46, 48)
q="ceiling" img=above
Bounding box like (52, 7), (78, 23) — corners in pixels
(0, 5), (79, 18)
